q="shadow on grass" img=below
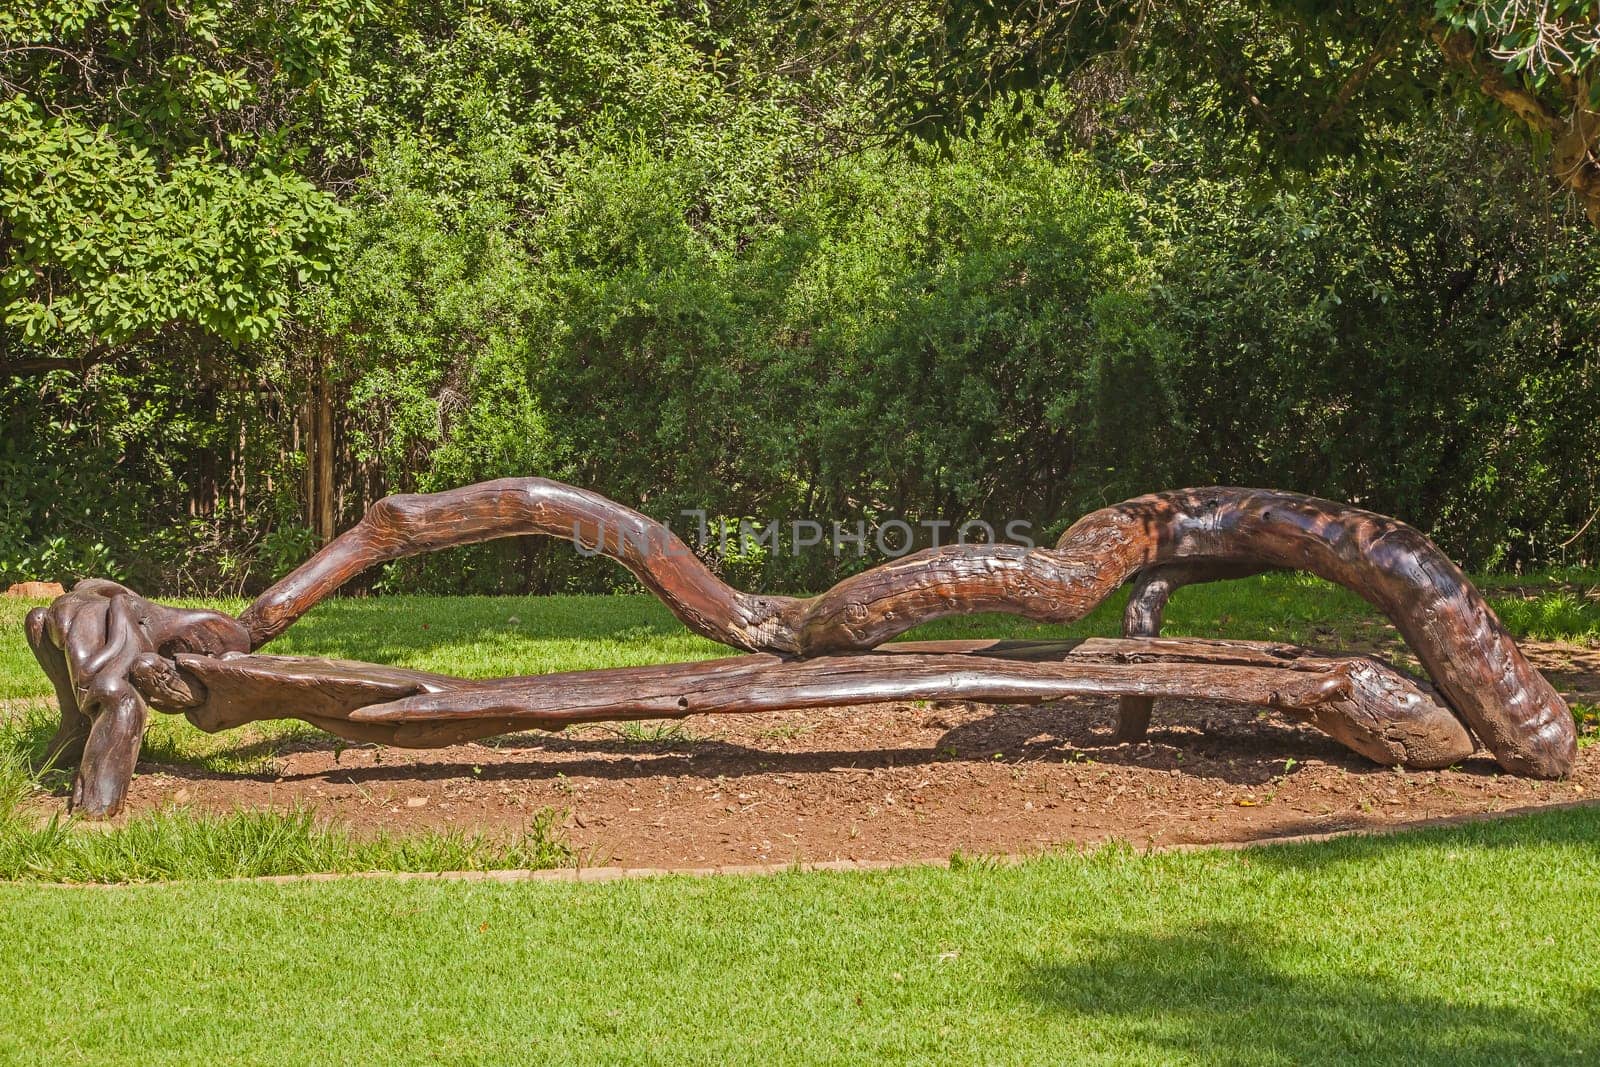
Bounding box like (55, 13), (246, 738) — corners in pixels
(1020, 920), (1599, 1065)
(1235, 799), (1600, 868)
(137, 726), (310, 776)
(0, 704), (56, 766)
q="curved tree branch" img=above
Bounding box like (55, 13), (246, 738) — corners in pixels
(235, 480), (1571, 777)
(31, 479), (1573, 817)
(238, 479), (800, 652)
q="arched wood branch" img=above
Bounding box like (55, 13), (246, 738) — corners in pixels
(236, 481), (1573, 777)
(238, 479), (799, 652)
(27, 480), (1572, 818)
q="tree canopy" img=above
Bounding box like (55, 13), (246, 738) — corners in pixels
(864, 1), (1600, 222)
(1, 1), (1597, 593)
(0, 1), (362, 361)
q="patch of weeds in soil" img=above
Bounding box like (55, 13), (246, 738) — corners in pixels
(758, 723), (814, 742)
(1574, 702), (1599, 746)
(1492, 590), (1600, 643)
(948, 849), (1007, 872)
(604, 720), (696, 744)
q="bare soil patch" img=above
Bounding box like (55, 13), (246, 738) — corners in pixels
(57, 641), (1600, 868)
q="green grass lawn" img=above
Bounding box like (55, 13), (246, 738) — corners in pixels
(0, 575), (1597, 1061)
(0, 808), (1596, 1065)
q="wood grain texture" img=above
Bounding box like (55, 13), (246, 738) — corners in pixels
(149, 637), (1473, 769)
(236, 481), (1571, 776)
(26, 478), (1571, 818)
(25, 580), (249, 817)
(237, 479), (798, 652)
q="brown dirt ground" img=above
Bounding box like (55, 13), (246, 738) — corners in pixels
(65, 641), (1600, 868)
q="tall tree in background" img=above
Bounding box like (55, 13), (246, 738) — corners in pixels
(867, 1), (1600, 222)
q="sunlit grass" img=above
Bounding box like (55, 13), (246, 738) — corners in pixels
(1492, 590), (1600, 643)
(0, 711), (570, 883)
(0, 578), (1596, 1061)
(0, 799), (570, 884)
(2, 729), (573, 886)
(1574, 702), (1600, 747)
(0, 807), (1595, 1062)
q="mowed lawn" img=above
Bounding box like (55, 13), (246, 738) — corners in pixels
(0, 574), (1597, 1063)
(1, 809), (1597, 1065)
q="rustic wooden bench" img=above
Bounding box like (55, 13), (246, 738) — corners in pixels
(27, 480), (1573, 817)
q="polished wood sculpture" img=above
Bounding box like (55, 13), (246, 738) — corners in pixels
(27, 480), (1575, 817)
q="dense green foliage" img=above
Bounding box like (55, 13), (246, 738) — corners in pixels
(357, 139), (1174, 591)
(3, 1), (1597, 593)
(1141, 118), (1600, 566)
(869, 2), (1600, 216)
(0, 0), (355, 345)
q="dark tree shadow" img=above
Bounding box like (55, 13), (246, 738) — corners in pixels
(933, 697), (1509, 786)
(131, 696), (1343, 788)
(1019, 920), (1599, 1065)
(224, 736), (968, 787)
(1233, 799), (1600, 867)
(129, 693), (1514, 790)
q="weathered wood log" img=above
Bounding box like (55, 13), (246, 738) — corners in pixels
(235, 480), (1571, 776)
(138, 637), (1473, 769)
(24, 479), (1570, 818)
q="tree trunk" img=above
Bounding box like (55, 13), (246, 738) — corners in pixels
(301, 341), (338, 544)
(157, 636), (1476, 769)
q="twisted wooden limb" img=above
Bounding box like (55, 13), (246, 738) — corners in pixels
(24, 581), (248, 817)
(238, 479), (799, 652)
(764, 490), (1569, 776)
(1116, 561), (1275, 741)
(28, 480), (1569, 818)
(24, 605), (91, 770)
(1115, 569), (1171, 742)
(236, 482), (1566, 774)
